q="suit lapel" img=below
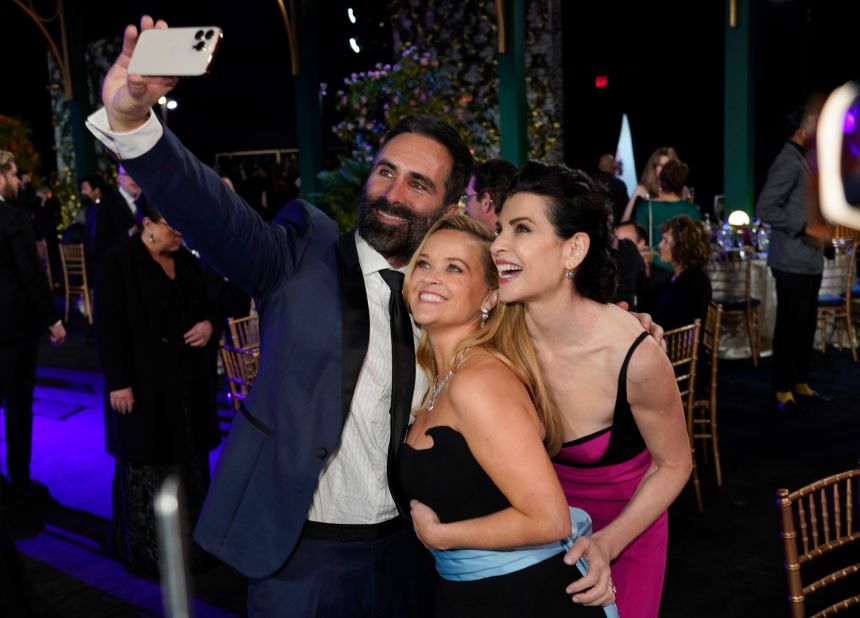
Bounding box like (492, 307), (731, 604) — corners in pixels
(337, 231), (370, 422)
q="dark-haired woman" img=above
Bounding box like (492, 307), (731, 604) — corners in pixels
(491, 162), (693, 618)
(96, 202), (220, 575)
(653, 215), (712, 330)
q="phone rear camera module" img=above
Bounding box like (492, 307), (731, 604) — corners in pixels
(205, 29), (215, 39)
(194, 41), (206, 51)
(195, 30), (204, 40)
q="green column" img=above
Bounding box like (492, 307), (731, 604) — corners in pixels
(294, 0), (324, 196)
(63, 3), (97, 181)
(724, 0), (754, 216)
(498, 0), (528, 165)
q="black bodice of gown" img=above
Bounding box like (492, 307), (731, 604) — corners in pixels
(396, 425), (510, 523)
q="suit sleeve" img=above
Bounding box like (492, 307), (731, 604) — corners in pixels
(755, 154), (805, 235)
(9, 209), (58, 330)
(121, 127), (307, 300)
(95, 251), (133, 391)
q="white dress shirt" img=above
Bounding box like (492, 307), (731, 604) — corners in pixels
(85, 108), (430, 524)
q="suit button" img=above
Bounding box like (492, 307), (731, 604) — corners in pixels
(316, 447), (327, 459)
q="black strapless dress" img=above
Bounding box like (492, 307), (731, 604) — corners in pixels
(397, 425), (605, 617)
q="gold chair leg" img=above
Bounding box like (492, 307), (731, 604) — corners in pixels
(711, 397), (722, 487)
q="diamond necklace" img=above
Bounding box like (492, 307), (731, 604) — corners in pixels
(427, 348), (468, 411)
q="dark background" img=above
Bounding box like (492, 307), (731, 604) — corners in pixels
(2, 0), (860, 213)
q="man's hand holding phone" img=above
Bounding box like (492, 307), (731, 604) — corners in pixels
(103, 16), (178, 133)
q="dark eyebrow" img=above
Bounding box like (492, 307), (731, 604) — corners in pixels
(375, 158), (437, 193)
(507, 216), (535, 226)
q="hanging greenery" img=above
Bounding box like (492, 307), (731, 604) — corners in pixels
(315, 1), (563, 231)
(389, 0), (564, 161)
(313, 46), (474, 230)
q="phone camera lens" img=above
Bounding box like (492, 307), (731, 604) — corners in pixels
(205, 29), (215, 39)
(194, 41), (205, 51)
(195, 30), (204, 40)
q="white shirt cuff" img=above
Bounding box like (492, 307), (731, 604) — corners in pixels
(85, 107), (164, 159)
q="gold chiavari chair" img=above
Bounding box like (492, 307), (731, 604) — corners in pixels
(693, 302), (723, 487)
(817, 238), (857, 362)
(708, 246), (761, 366)
(219, 339), (259, 413)
(664, 320), (703, 512)
(227, 315), (260, 351)
(59, 243), (93, 325)
(776, 466), (860, 618)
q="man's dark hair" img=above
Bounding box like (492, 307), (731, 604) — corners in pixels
(81, 173), (108, 194)
(381, 114), (473, 207)
(507, 161), (617, 303)
(783, 105), (810, 138)
(659, 160), (689, 195)
(473, 158), (519, 214)
(615, 220), (649, 245)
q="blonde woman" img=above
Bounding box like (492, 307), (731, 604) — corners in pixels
(397, 215), (617, 617)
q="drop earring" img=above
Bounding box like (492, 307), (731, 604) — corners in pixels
(480, 307), (490, 328)
(565, 270), (574, 280)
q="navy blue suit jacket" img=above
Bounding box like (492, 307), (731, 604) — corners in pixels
(122, 127), (383, 578)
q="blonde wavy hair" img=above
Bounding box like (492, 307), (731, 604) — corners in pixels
(404, 214), (563, 454)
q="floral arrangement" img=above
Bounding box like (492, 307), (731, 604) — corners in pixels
(314, 46), (475, 230)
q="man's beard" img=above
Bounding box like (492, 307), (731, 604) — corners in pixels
(357, 190), (448, 265)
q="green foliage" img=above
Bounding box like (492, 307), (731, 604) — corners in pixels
(308, 157), (372, 231)
(0, 116), (41, 174)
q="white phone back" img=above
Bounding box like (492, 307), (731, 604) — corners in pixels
(128, 27), (223, 76)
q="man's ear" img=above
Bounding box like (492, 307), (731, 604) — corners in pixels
(480, 193), (494, 215)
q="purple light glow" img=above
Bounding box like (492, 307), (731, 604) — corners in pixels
(844, 105), (858, 134)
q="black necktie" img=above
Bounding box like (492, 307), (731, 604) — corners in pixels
(379, 269), (416, 517)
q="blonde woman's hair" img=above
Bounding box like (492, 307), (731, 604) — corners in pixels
(404, 214), (563, 454)
(640, 146), (679, 197)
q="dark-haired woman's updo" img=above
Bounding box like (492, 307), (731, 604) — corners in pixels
(507, 161), (617, 303)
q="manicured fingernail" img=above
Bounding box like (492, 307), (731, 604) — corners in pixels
(571, 597), (581, 604)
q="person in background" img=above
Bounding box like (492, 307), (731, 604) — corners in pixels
(756, 106), (833, 413)
(94, 166), (141, 266)
(95, 199), (220, 576)
(594, 154), (629, 224)
(631, 160), (701, 273)
(652, 215), (712, 331)
(620, 147), (680, 222)
(492, 161), (692, 618)
(462, 158), (518, 233)
(0, 150), (66, 500)
(615, 220), (672, 313)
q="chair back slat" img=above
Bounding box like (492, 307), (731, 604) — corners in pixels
(59, 243), (92, 324)
(777, 467), (860, 617)
(707, 247), (754, 304)
(227, 315), (260, 350)
(664, 320), (703, 510)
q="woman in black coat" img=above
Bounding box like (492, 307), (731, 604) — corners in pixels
(96, 200), (220, 575)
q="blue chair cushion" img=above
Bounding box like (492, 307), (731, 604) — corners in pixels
(818, 293), (844, 307)
(718, 297), (761, 311)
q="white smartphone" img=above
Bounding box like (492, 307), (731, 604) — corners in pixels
(128, 26), (223, 76)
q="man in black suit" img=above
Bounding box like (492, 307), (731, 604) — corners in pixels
(94, 165), (140, 265)
(0, 151), (66, 497)
(594, 154), (630, 224)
